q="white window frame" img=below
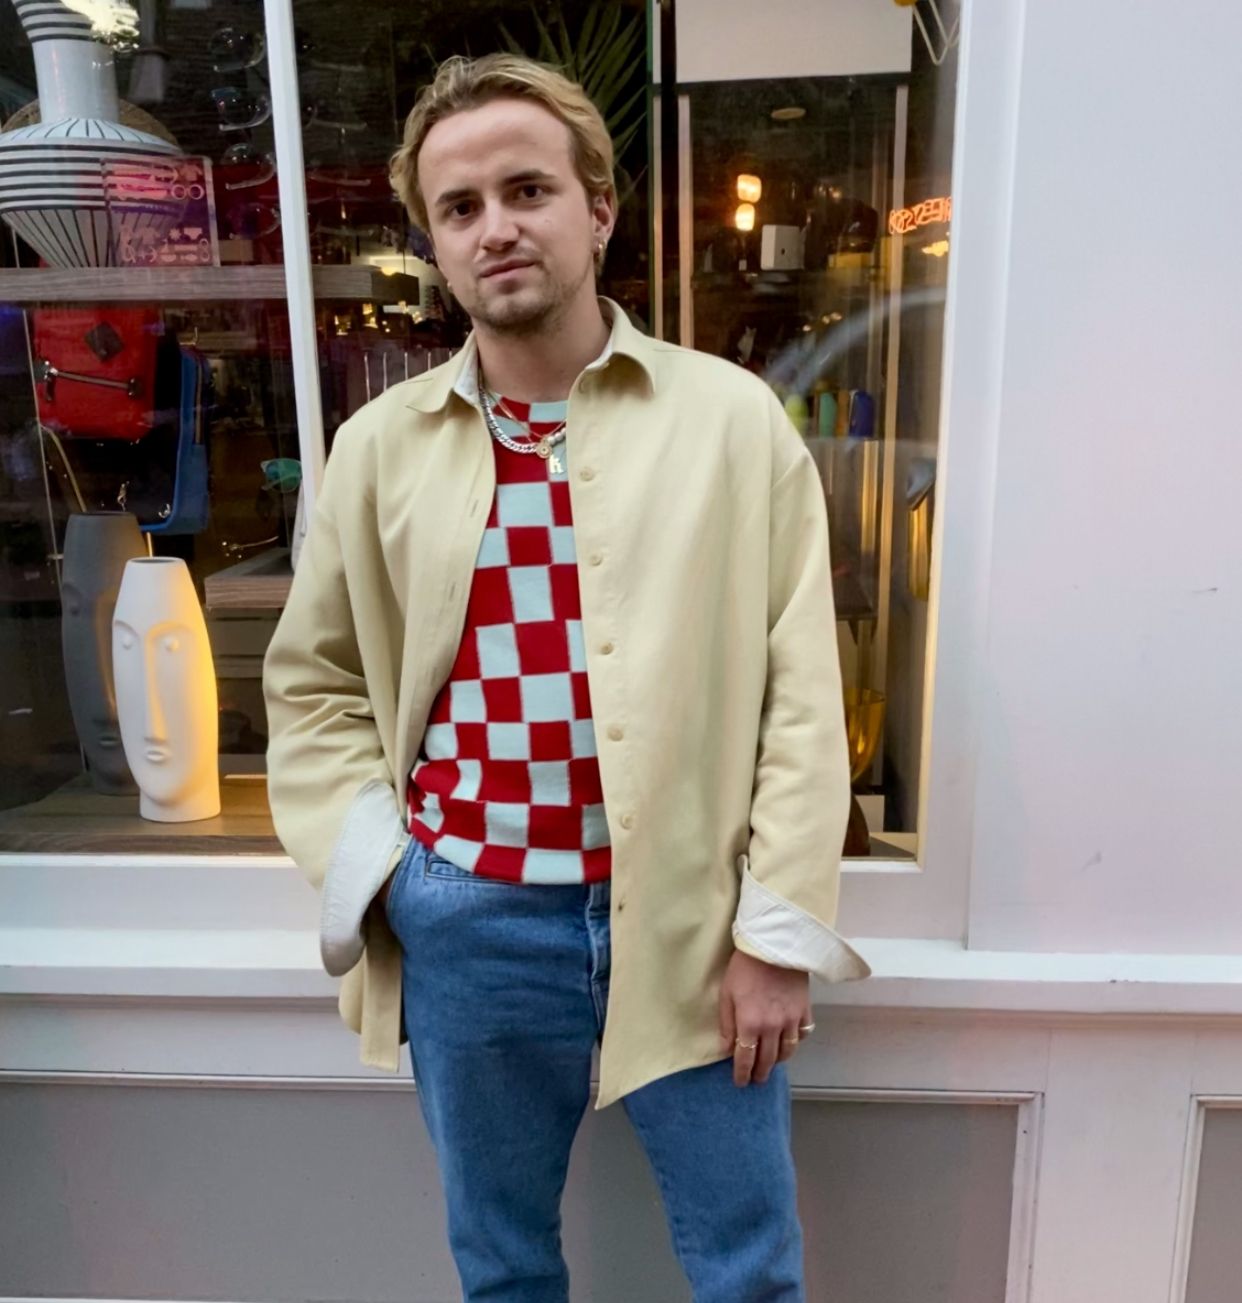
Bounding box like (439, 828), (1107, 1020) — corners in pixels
(835, 0), (1026, 944)
(265, 0), (1022, 948)
(0, 0), (1023, 958)
(652, 0), (1025, 946)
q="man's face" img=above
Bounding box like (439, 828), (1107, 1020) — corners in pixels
(418, 97), (614, 335)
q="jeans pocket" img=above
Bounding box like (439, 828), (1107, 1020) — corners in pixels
(423, 854), (515, 885)
(383, 834), (420, 928)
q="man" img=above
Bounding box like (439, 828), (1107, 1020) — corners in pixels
(263, 52), (870, 1303)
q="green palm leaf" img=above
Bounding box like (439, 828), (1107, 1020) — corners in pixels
(499, 2), (645, 145)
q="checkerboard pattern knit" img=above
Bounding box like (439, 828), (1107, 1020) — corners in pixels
(406, 394), (612, 884)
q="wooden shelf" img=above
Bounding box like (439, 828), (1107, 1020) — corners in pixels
(691, 266), (875, 292)
(0, 265), (419, 305)
(204, 547), (293, 611)
(0, 774), (279, 855)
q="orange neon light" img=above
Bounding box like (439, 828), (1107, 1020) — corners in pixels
(888, 195), (953, 236)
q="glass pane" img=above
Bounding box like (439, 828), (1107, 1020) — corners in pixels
(0, 0), (306, 846)
(671, 29), (957, 860)
(289, 0), (653, 445)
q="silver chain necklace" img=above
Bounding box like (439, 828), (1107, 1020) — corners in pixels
(480, 385), (567, 476)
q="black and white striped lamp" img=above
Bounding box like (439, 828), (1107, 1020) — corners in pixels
(0, 0), (183, 267)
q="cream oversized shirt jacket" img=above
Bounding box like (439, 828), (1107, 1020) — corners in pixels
(263, 299), (870, 1110)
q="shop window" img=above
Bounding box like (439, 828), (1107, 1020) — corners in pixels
(0, 0), (304, 847)
(0, 0), (958, 866)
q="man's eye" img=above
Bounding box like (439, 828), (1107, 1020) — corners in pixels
(518, 185), (544, 200)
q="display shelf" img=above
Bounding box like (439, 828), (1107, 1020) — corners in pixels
(690, 266), (875, 293)
(204, 547), (293, 611)
(0, 774), (278, 855)
(0, 265), (420, 305)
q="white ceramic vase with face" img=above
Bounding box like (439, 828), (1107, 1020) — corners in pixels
(112, 557), (220, 822)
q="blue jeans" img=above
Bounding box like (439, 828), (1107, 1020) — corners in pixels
(385, 837), (806, 1303)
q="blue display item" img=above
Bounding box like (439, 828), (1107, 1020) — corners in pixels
(0, 305), (27, 378)
(848, 388), (876, 440)
(141, 348), (212, 535)
(261, 457), (302, 494)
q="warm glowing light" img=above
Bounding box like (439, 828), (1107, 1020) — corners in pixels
(65, 0), (139, 42)
(921, 239), (950, 257)
(364, 254), (411, 276)
(889, 195), (952, 235)
(736, 174), (762, 203)
(735, 203), (756, 232)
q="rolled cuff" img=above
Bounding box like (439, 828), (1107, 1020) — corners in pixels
(320, 778), (410, 977)
(731, 857), (872, 982)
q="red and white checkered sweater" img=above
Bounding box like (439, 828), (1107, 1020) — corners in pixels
(405, 389), (612, 884)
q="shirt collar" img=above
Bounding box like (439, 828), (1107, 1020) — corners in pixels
(404, 296), (656, 414)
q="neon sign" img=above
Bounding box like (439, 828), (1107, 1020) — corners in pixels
(889, 196), (952, 236)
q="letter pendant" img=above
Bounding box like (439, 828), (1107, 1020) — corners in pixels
(536, 437), (563, 475)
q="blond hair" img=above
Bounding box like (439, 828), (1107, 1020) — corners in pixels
(389, 53), (616, 240)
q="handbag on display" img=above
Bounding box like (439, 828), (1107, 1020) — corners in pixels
(31, 307), (172, 442)
(141, 347), (212, 535)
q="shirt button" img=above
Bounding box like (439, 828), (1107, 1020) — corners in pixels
(579, 467), (595, 482)
(620, 812), (635, 830)
(588, 551), (604, 566)
(600, 641), (614, 655)
(607, 725), (623, 741)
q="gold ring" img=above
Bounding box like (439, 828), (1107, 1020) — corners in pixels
(781, 1035), (800, 1045)
(735, 1038), (758, 1051)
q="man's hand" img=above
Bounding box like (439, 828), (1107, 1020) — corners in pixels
(719, 949), (812, 1087)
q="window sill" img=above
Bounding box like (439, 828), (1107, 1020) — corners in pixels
(0, 774), (279, 856)
(818, 938), (1242, 1020)
(2, 917), (1241, 1023)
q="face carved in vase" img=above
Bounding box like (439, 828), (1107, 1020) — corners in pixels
(62, 573), (130, 790)
(112, 558), (219, 821)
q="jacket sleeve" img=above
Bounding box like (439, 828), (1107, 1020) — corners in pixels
(732, 396), (871, 982)
(262, 445), (409, 978)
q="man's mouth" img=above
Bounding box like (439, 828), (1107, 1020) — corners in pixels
(481, 260), (535, 279)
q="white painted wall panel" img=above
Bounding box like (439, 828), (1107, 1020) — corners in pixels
(675, 0), (912, 83)
(0, 1083), (1016, 1302)
(966, 0), (1242, 953)
(1185, 1107), (1242, 1303)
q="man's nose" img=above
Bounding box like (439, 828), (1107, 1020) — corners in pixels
(479, 202), (519, 248)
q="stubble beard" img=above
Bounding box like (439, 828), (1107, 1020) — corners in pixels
(467, 252), (594, 339)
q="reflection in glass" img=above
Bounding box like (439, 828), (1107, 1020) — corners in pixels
(674, 32), (957, 856)
(61, 512), (147, 794)
(208, 27), (266, 74)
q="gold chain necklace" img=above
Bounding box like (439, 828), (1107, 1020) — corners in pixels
(480, 387), (567, 475)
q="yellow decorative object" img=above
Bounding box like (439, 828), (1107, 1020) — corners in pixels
(734, 202), (755, 232)
(844, 688), (886, 786)
(736, 173), (762, 203)
(908, 496), (932, 600)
